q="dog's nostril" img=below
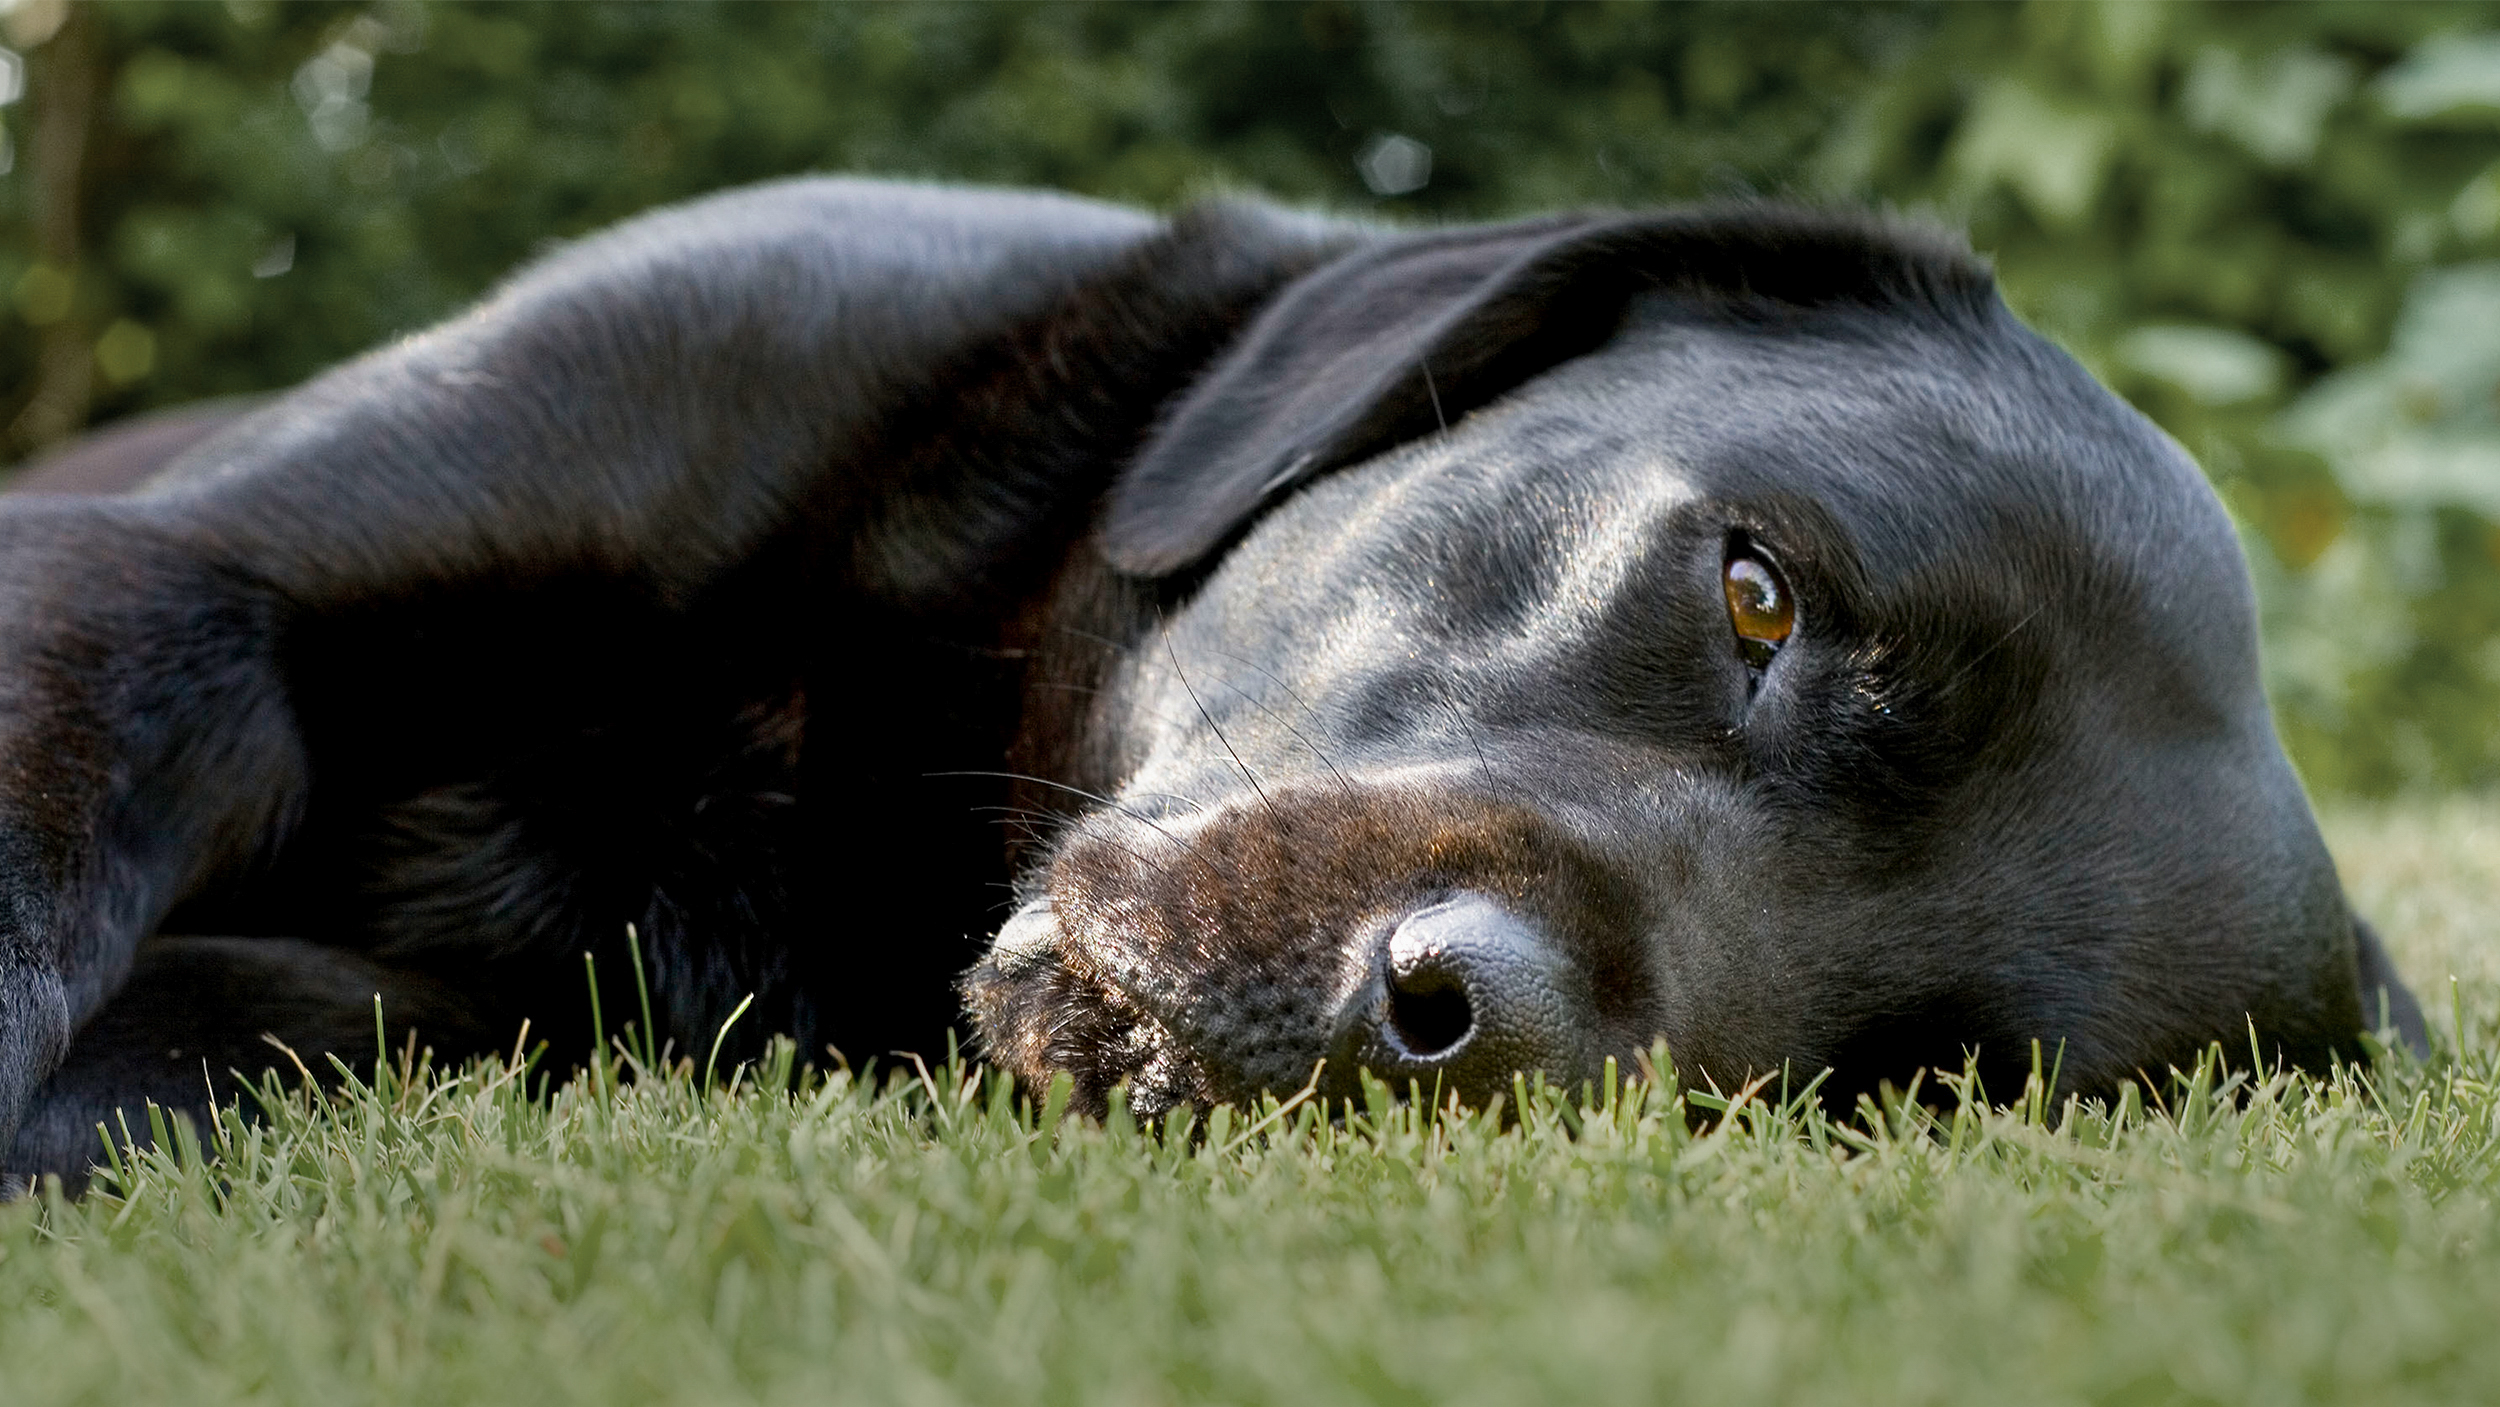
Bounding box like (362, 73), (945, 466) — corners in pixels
(1373, 893), (1578, 1090)
(1386, 967), (1474, 1057)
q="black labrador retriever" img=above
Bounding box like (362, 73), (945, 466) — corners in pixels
(0, 178), (2423, 1183)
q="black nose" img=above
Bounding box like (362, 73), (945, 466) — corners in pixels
(1369, 893), (1589, 1100)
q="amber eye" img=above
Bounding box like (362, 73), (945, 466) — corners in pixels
(1723, 549), (1794, 670)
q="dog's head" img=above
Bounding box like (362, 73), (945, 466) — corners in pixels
(966, 206), (2368, 1116)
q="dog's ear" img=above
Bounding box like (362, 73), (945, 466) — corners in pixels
(1102, 212), (1618, 576)
(1102, 206), (1991, 576)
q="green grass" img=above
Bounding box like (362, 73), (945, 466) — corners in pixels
(2, 803), (2497, 1406)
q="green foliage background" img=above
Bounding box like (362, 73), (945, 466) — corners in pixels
(4, 0), (2500, 796)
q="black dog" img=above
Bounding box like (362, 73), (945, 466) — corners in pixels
(0, 178), (2422, 1183)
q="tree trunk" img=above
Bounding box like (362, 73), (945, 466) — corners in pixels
(5, 4), (98, 456)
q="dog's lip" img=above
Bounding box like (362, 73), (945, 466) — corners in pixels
(988, 898), (1061, 967)
(967, 898), (1210, 1112)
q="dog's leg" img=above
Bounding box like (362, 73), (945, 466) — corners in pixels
(2354, 916), (2430, 1058)
(0, 500), (309, 1175)
(0, 937), (496, 1195)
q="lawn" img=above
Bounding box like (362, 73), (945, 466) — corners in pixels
(0, 802), (2494, 1406)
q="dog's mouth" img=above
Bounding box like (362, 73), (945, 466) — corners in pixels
(960, 901), (1218, 1117)
(963, 784), (1643, 1117)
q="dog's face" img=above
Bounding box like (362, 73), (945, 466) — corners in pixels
(967, 222), (2364, 1117)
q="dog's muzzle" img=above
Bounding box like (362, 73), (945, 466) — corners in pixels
(964, 783), (1628, 1115)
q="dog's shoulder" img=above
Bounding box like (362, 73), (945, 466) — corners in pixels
(473, 177), (1168, 357)
(89, 181), (1352, 608)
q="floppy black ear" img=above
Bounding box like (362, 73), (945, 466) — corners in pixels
(1102, 205), (1994, 577)
(1102, 212), (1613, 577)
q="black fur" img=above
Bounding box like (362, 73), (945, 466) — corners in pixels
(0, 178), (2420, 1189)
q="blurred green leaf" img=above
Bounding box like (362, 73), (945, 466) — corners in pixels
(2120, 324), (2288, 405)
(2377, 32), (2500, 121)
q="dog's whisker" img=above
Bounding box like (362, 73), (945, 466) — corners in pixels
(971, 802), (1165, 868)
(969, 806), (1062, 848)
(1197, 669), (1357, 799)
(1025, 673), (1201, 741)
(1199, 647), (1363, 802)
(927, 770), (1223, 883)
(976, 812), (1180, 886)
(1156, 606), (1274, 815)
(1446, 692), (1502, 800)
(1200, 648), (1323, 724)
(1048, 622), (1134, 654)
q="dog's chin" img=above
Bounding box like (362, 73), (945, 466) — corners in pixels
(960, 907), (1213, 1119)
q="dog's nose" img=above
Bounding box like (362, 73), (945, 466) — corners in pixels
(1369, 893), (1589, 1100)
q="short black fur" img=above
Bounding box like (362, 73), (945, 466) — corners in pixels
(0, 179), (2419, 1190)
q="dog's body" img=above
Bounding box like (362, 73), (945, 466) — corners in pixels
(0, 178), (2419, 1184)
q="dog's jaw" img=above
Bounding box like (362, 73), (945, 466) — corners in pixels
(960, 904), (1213, 1117)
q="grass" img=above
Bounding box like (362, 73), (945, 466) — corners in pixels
(0, 803), (2496, 1406)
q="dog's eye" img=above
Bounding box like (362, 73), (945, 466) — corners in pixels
(1723, 549), (1793, 669)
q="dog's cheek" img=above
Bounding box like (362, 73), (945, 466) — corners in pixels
(1559, 791), (1851, 1088)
